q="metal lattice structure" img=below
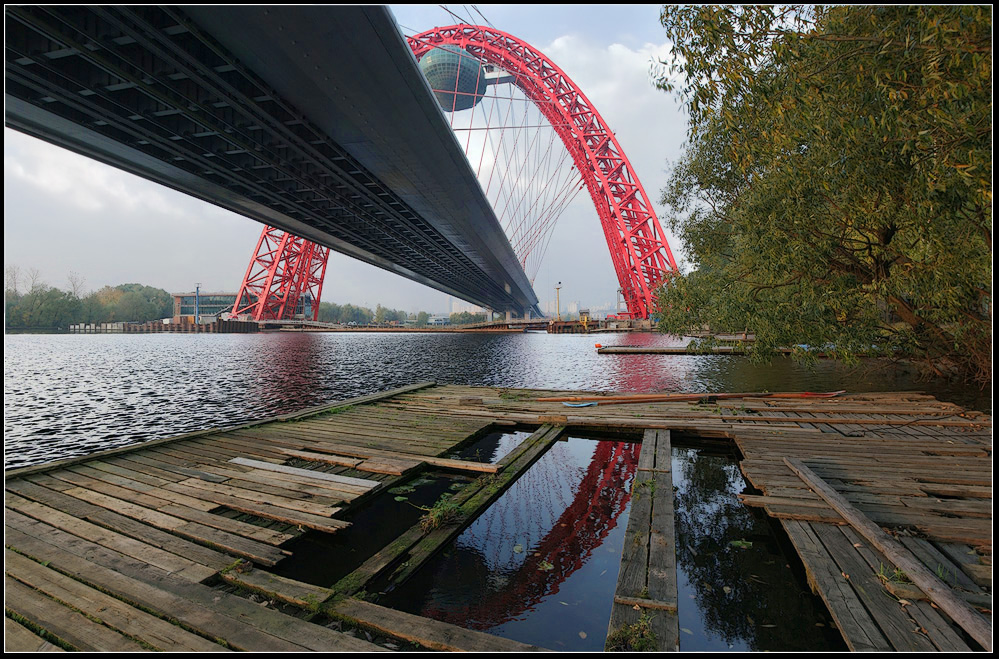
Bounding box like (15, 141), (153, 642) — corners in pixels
(235, 22), (677, 320)
(232, 227), (329, 321)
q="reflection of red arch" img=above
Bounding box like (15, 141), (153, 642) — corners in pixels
(408, 25), (678, 319)
(423, 441), (639, 628)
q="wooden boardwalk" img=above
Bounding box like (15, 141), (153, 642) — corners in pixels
(5, 383), (991, 652)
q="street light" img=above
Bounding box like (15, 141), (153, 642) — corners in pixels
(195, 282), (201, 324)
(555, 281), (562, 322)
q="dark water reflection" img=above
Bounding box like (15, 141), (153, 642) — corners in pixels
(3, 331), (988, 468)
(378, 436), (639, 651)
(671, 446), (845, 651)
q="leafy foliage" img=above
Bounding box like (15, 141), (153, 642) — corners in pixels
(655, 6), (991, 383)
(5, 270), (173, 329)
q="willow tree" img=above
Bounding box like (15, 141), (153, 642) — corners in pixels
(655, 6), (991, 383)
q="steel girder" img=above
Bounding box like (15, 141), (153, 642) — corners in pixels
(4, 6), (540, 315)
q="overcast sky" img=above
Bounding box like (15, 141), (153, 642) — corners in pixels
(3, 5), (688, 315)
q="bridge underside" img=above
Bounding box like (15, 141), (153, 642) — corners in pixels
(4, 5), (540, 316)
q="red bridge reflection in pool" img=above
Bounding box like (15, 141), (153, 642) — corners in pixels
(387, 436), (639, 644)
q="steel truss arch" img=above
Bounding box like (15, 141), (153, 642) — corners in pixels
(407, 24), (678, 319)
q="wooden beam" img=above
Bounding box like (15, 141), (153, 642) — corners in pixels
(785, 458), (992, 651)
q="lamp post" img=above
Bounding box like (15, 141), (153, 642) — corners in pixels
(195, 282), (201, 324)
(555, 281), (562, 322)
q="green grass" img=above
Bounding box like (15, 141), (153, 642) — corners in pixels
(605, 613), (658, 651)
(418, 495), (463, 533)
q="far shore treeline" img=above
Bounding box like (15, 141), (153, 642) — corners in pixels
(5, 267), (173, 330)
(4, 265), (485, 330)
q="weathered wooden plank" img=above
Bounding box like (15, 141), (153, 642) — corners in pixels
(3, 524), (382, 652)
(119, 453), (229, 482)
(65, 463), (219, 511)
(840, 528), (976, 652)
(785, 459), (992, 651)
(172, 478), (341, 517)
(934, 542), (992, 588)
(159, 482), (350, 534)
(333, 598), (549, 652)
(4, 616), (66, 652)
(811, 524), (938, 651)
(6, 480), (233, 571)
(38, 466), (296, 544)
(220, 563), (333, 609)
(5, 492), (217, 583)
(279, 449), (363, 468)
(607, 429), (673, 651)
(194, 465), (361, 501)
(647, 429), (679, 652)
(5, 550), (228, 652)
(58, 487), (287, 567)
(229, 457), (379, 490)
(4, 577), (147, 652)
(781, 520), (891, 651)
(899, 537), (984, 593)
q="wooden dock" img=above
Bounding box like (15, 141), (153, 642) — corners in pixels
(4, 383), (991, 652)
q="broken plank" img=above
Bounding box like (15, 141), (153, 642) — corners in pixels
(229, 457), (379, 491)
(172, 478), (341, 517)
(785, 458), (992, 651)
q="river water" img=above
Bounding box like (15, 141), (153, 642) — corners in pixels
(3, 331), (988, 470)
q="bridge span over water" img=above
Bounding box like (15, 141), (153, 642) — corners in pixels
(7, 5), (678, 320)
(5, 5), (541, 316)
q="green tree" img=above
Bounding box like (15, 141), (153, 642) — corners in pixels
(415, 311), (430, 327)
(655, 5), (991, 383)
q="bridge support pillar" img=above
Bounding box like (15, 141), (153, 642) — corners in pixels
(505, 310), (513, 322)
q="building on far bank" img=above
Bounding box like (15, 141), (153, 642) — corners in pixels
(172, 292), (312, 323)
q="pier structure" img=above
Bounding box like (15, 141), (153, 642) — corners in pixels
(4, 383), (991, 651)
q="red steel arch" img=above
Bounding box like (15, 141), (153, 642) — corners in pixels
(408, 25), (678, 319)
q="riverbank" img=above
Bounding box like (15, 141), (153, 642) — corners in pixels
(4, 382), (990, 651)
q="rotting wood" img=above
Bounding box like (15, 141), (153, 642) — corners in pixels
(811, 523), (938, 651)
(54, 486), (287, 566)
(5, 482), (233, 572)
(785, 458), (992, 651)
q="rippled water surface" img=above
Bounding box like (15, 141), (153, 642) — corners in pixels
(3, 331), (987, 469)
